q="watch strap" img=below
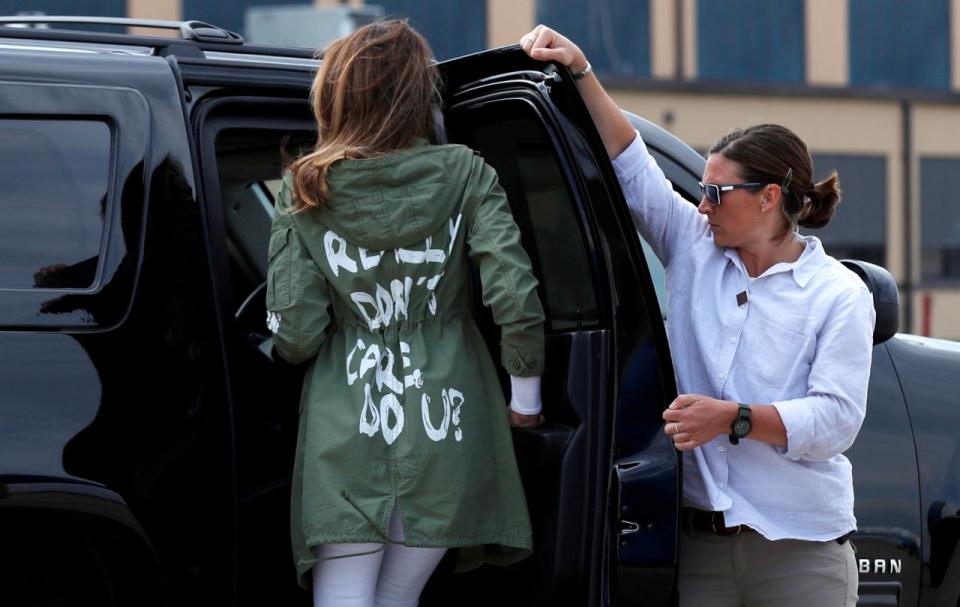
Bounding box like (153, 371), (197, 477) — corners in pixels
(728, 402), (751, 445)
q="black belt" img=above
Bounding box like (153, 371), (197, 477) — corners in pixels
(682, 508), (754, 536)
(683, 508), (853, 544)
(835, 532), (853, 545)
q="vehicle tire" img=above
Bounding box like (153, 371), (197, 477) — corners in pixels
(0, 509), (164, 607)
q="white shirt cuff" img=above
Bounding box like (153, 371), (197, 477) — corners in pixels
(509, 375), (542, 415)
(611, 130), (647, 181)
(772, 399), (813, 460)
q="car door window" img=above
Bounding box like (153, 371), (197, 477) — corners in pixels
(0, 81), (149, 329)
(213, 126), (316, 305)
(0, 119), (110, 290)
(447, 99), (601, 333)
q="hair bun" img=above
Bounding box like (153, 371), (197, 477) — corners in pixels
(798, 172), (841, 228)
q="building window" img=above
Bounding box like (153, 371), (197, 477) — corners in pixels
(849, 0), (950, 90)
(372, 1), (486, 61)
(0, 0), (126, 32)
(810, 154), (886, 267)
(921, 157), (960, 281)
(697, 0), (805, 84)
(183, 0), (311, 39)
(0, 119), (111, 289)
(536, 0), (650, 78)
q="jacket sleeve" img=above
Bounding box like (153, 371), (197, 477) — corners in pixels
(266, 198), (332, 365)
(465, 156), (546, 378)
(772, 285), (876, 462)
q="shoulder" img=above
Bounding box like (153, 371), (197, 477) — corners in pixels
(409, 143), (475, 163)
(276, 169), (299, 213)
(434, 144), (493, 178)
(430, 142), (478, 158)
(788, 238), (871, 313)
(272, 170), (318, 233)
(819, 255), (871, 298)
(798, 237), (866, 293)
(808, 255), (874, 325)
(392, 143), (489, 185)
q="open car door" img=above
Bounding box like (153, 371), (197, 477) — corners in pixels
(180, 44), (680, 606)
(434, 48), (680, 606)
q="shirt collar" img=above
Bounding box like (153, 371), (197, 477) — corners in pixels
(789, 235), (829, 287)
(724, 235), (828, 288)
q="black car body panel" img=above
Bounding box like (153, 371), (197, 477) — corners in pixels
(885, 335), (960, 605)
(0, 22), (957, 607)
(0, 45), (235, 604)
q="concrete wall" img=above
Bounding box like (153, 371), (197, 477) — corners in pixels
(487, 0), (534, 49)
(127, 0), (179, 36)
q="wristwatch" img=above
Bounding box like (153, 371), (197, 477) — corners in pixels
(729, 402), (752, 445)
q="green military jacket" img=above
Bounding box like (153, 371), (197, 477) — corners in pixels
(265, 140), (545, 589)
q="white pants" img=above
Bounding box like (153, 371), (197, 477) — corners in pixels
(312, 509), (447, 607)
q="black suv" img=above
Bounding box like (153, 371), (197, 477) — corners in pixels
(0, 17), (958, 607)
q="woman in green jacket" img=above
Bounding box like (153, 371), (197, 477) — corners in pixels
(266, 20), (546, 607)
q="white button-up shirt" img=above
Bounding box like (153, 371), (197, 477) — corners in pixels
(613, 132), (876, 541)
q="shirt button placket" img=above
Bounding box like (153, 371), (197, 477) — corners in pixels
(717, 289), (748, 391)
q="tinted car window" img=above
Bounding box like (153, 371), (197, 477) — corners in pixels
(639, 236), (666, 319)
(214, 127), (316, 305)
(0, 119), (110, 289)
(450, 102), (600, 333)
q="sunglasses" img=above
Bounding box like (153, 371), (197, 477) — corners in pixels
(698, 182), (765, 205)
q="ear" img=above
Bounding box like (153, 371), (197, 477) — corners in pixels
(762, 184), (783, 209)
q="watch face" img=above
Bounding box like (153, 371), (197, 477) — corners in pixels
(733, 418), (752, 437)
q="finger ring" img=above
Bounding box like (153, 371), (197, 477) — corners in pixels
(670, 422), (678, 434)
(522, 36), (535, 45)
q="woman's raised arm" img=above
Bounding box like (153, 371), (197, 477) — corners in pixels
(520, 25), (636, 158)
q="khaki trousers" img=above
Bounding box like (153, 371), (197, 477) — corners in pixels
(679, 527), (858, 607)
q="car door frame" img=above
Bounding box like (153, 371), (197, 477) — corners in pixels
(440, 48), (681, 606)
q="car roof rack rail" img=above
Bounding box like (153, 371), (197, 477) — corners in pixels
(0, 16), (243, 44)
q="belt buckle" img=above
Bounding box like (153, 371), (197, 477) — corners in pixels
(711, 512), (741, 536)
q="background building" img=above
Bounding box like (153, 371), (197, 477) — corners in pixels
(3, 0), (959, 338)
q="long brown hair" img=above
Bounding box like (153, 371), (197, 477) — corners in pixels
(289, 19), (439, 211)
(709, 124), (842, 236)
